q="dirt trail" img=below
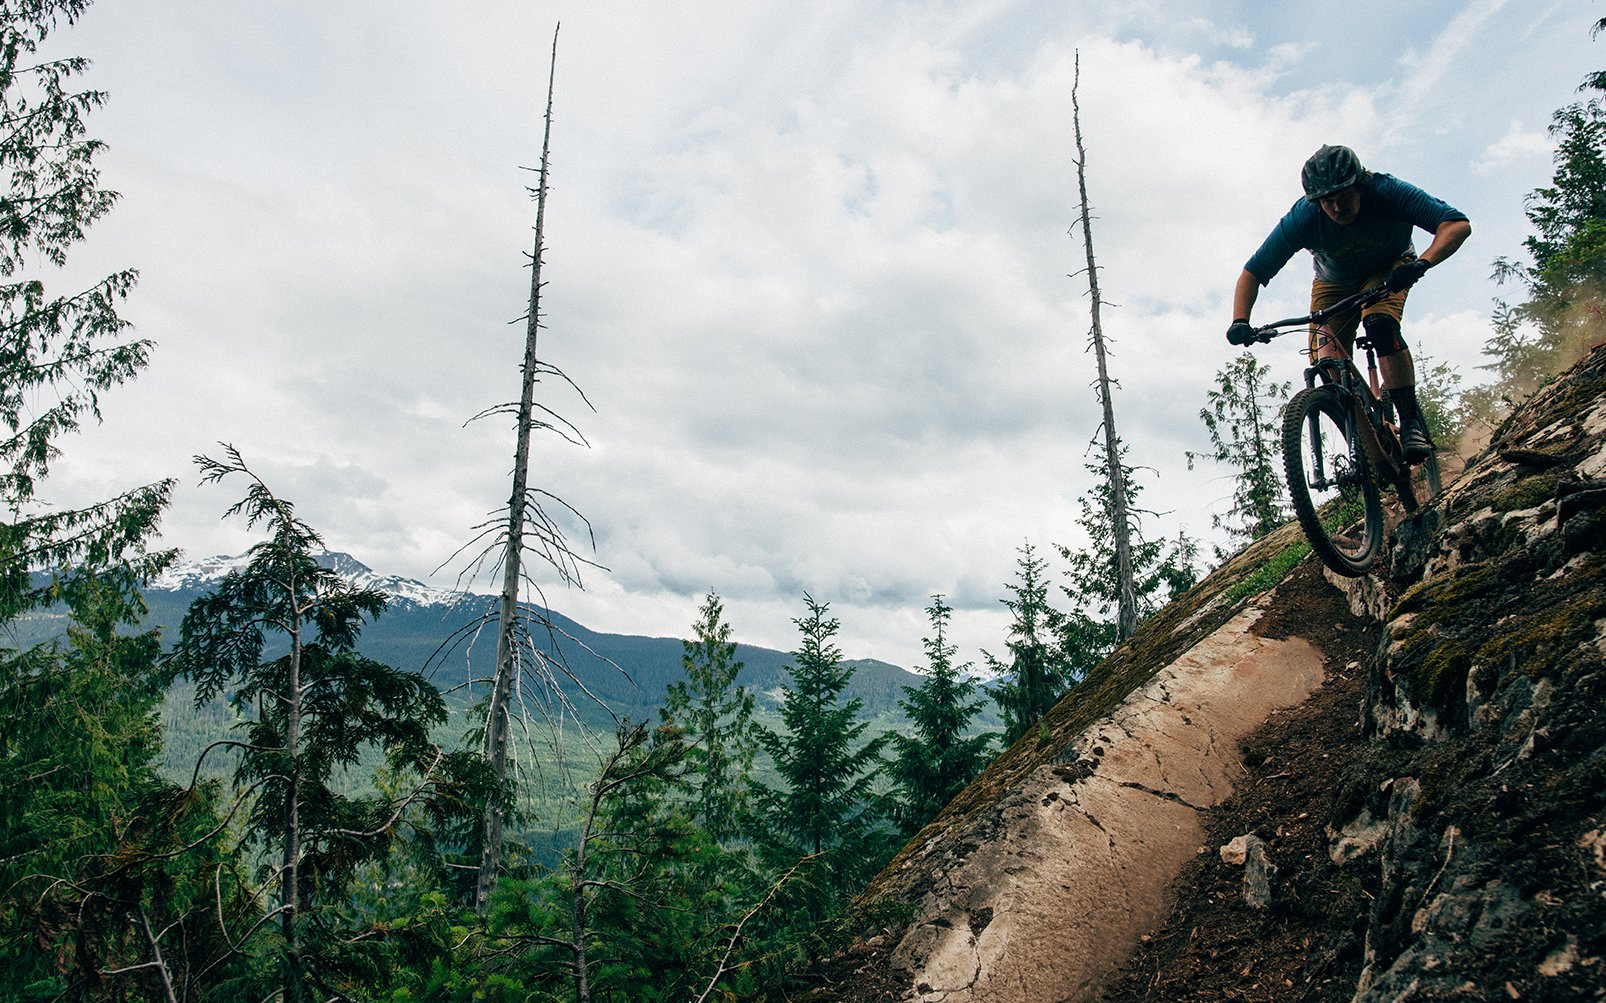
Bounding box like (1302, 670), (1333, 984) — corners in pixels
(1099, 562), (1380, 1001)
(883, 596), (1327, 1002)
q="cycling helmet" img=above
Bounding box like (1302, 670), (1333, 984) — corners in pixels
(1302, 144), (1367, 202)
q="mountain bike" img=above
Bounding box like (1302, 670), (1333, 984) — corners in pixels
(1241, 284), (1443, 577)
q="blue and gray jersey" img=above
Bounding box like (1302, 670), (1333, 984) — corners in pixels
(1244, 173), (1468, 286)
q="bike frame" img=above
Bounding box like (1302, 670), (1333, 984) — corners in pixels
(1254, 284), (1412, 491)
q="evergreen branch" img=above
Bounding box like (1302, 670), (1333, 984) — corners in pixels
(322, 746), (445, 839)
(694, 854), (820, 1003)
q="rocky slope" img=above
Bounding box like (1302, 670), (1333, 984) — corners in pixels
(800, 344), (1606, 1001)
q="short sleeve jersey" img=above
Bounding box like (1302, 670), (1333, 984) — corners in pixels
(1243, 174), (1468, 286)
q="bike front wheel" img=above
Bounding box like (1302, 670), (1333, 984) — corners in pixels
(1283, 386), (1384, 576)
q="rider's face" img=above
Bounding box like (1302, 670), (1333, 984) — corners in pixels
(1319, 187), (1362, 225)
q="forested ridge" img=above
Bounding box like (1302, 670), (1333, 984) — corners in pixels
(3, 3), (1602, 1001)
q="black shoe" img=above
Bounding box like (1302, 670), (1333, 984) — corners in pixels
(1401, 422), (1433, 464)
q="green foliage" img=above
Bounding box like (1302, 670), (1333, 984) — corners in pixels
(662, 589), (759, 843)
(753, 595), (890, 916)
(1411, 350), (1465, 446)
(1221, 539), (1312, 606)
(440, 723), (766, 1003)
(1481, 32), (1606, 416)
(1057, 445), (1199, 679)
(0, 0), (173, 621)
(528, 724), (700, 1001)
(0, 573), (249, 1001)
(166, 449), (486, 1003)
(0, 6), (222, 996)
(888, 597), (994, 834)
(983, 541), (1071, 745)
(1187, 351), (1290, 553)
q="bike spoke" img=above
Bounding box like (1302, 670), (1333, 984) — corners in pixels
(1284, 387), (1383, 576)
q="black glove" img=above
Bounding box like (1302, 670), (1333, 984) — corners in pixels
(1386, 258), (1431, 292)
(1226, 319), (1256, 346)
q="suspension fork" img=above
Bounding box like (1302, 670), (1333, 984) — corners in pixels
(1301, 359), (1348, 490)
(1307, 406), (1330, 488)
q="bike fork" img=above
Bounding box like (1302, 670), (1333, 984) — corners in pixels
(1306, 410), (1329, 490)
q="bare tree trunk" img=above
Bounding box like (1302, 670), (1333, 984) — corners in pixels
(283, 588), (305, 1003)
(136, 908), (180, 1003)
(571, 802), (592, 1003)
(1070, 51), (1137, 640)
(477, 23), (561, 914)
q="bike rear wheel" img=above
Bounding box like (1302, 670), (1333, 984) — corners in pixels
(1419, 448), (1442, 501)
(1283, 386), (1384, 576)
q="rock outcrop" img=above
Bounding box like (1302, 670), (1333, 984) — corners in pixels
(1335, 344), (1606, 1001)
(802, 345), (1606, 1002)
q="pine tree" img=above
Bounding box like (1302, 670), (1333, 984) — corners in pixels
(889, 596), (993, 834)
(1, 0), (173, 620)
(473, 24), (603, 913)
(1, 573), (247, 1002)
(1058, 445), (1198, 678)
(1483, 26), (1606, 411)
(662, 589), (758, 843)
(983, 542), (1071, 745)
(0, 7), (213, 996)
(498, 724), (701, 1003)
(1186, 351), (1290, 555)
(754, 595), (887, 911)
(167, 449), (484, 1003)
(465, 719), (776, 1003)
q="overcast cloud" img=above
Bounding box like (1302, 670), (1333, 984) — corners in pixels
(39, 0), (1602, 669)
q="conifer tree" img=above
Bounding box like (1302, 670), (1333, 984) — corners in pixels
(0, 6), (213, 995)
(1, 0), (172, 620)
(1186, 352), (1290, 555)
(1482, 26), (1605, 412)
(1070, 50), (1138, 639)
(983, 542), (1071, 745)
(465, 24), (604, 914)
(662, 589), (758, 843)
(754, 595), (887, 910)
(167, 449), (483, 1003)
(1058, 446), (1198, 678)
(466, 721), (774, 1003)
(889, 596), (993, 834)
(1, 573), (246, 1001)
(491, 723), (699, 1003)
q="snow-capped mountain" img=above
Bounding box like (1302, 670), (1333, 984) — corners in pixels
(131, 552), (937, 727)
(152, 551), (463, 608)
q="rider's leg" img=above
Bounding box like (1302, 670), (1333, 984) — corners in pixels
(1378, 347), (1416, 387)
(1364, 312), (1432, 461)
(1310, 324), (1347, 365)
(1308, 278), (1361, 372)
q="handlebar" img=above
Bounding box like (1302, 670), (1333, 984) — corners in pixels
(1248, 282), (1392, 343)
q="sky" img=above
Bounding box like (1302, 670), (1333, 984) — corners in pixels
(35, 0), (1604, 671)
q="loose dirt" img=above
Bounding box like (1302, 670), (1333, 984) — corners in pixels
(1098, 560), (1384, 1002)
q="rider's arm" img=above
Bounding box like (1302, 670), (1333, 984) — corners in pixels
(1418, 218), (1471, 268)
(1370, 174), (1470, 267)
(1232, 268), (1261, 321)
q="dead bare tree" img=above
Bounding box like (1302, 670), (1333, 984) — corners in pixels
(1069, 51), (1137, 639)
(461, 23), (609, 914)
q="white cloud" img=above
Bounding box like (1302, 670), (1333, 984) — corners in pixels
(1474, 120), (1555, 176)
(39, 0), (1603, 669)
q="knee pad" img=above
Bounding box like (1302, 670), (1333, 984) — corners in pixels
(1363, 313), (1407, 357)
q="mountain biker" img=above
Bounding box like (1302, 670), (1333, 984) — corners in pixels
(1226, 144), (1471, 462)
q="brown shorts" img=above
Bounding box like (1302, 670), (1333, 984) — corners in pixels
(1308, 252), (1414, 362)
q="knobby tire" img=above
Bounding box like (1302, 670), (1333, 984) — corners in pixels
(1419, 450), (1443, 502)
(1283, 386), (1384, 577)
